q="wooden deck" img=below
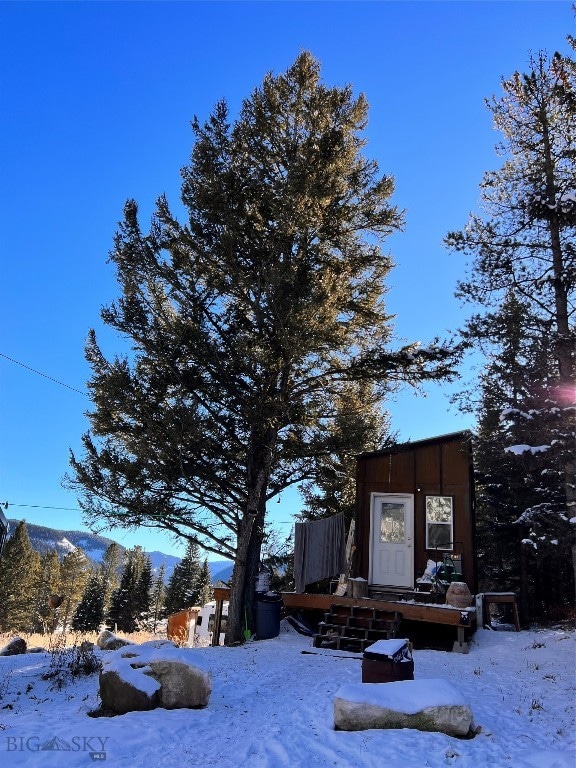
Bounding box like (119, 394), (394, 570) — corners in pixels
(282, 592), (476, 652)
(213, 587), (476, 652)
(281, 592), (476, 629)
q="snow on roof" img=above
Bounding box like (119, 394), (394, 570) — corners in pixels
(335, 678), (469, 714)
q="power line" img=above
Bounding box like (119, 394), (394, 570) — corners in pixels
(3, 502), (83, 512)
(0, 352), (87, 396)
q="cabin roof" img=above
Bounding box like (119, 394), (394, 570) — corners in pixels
(357, 430), (473, 460)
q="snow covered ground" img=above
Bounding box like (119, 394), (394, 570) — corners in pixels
(0, 623), (574, 768)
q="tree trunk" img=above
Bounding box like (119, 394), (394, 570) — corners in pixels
(226, 426), (277, 644)
(244, 497), (267, 632)
(518, 527), (530, 625)
(226, 506), (267, 643)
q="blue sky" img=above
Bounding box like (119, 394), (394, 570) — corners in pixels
(0, 1), (573, 558)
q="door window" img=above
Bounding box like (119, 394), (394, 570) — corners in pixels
(380, 502), (405, 543)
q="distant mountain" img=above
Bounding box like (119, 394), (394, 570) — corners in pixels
(212, 562), (233, 584)
(7, 518), (121, 565)
(146, 550), (181, 581)
(6, 518), (231, 584)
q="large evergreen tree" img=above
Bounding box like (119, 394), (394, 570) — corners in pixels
(0, 521), (40, 631)
(107, 546), (147, 633)
(299, 381), (393, 529)
(68, 52), (457, 642)
(196, 558), (213, 608)
(446, 43), (575, 608)
(133, 554), (153, 629)
(31, 548), (61, 633)
(461, 293), (573, 620)
(99, 541), (121, 615)
(72, 572), (105, 632)
(164, 540), (203, 616)
(148, 564), (166, 633)
(58, 548), (90, 631)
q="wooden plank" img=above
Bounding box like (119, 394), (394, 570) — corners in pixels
(214, 586), (231, 602)
(281, 592), (474, 627)
(212, 598), (224, 646)
(212, 586), (475, 628)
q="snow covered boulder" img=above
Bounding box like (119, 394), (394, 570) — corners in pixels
(99, 640), (212, 715)
(0, 636), (27, 656)
(334, 679), (474, 737)
(99, 667), (159, 714)
(97, 630), (133, 651)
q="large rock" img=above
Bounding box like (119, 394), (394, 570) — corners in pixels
(147, 658), (211, 709)
(99, 668), (160, 714)
(97, 630), (133, 651)
(99, 640), (212, 715)
(334, 679), (474, 737)
(0, 636), (27, 656)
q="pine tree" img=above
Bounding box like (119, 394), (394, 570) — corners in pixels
(31, 549), (61, 633)
(68, 52), (457, 642)
(299, 381), (393, 529)
(0, 521), (40, 631)
(133, 554), (152, 629)
(148, 564), (166, 633)
(106, 547), (147, 633)
(58, 548), (90, 632)
(164, 540), (203, 616)
(196, 558), (213, 608)
(446, 43), (576, 606)
(99, 542), (121, 615)
(72, 572), (105, 632)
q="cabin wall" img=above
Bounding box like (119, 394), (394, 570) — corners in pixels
(354, 435), (476, 592)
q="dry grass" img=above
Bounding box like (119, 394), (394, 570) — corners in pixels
(0, 628), (165, 651)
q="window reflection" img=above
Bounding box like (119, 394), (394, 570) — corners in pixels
(380, 502), (405, 543)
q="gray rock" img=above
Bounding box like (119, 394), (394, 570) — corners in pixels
(96, 630), (133, 651)
(0, 636), (27, 656)
(99, 669), (160, 715)
(146, 659), (211, 709)
(334, 679), (474, 737)
(98, 643), (212, 715)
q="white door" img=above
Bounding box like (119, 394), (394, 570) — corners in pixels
(370, 494), (414, 588)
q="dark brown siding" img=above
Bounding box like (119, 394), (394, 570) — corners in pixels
(354, 432), (476, 592)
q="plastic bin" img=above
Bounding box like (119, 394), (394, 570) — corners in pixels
(362, 638), (414, 683)
(255, 593), (282, 639)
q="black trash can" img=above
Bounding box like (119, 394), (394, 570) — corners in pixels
(255, 592), (282, 639)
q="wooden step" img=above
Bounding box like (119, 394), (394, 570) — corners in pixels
(313, 604), (403, 653)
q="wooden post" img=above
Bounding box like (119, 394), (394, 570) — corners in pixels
(452, 625), (469, 654)
(212, 599), (223, 646)
(212, 587), (229, 646)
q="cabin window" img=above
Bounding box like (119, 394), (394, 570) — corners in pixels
(425, 495), (453, 550)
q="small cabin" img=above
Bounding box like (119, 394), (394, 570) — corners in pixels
(167, 602), (229, 646)
(353, 431), (476, 594)
(216, 431), (479, 651)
